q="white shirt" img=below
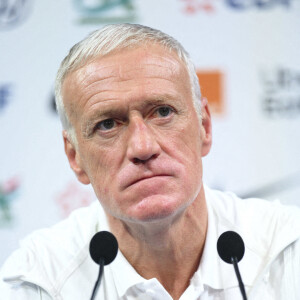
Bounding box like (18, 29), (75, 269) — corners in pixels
(1, 186), (300, 299)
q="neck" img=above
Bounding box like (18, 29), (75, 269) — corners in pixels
(107, 187), (208, 300)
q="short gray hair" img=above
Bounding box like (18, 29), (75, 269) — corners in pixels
(55, 24), (201, 144)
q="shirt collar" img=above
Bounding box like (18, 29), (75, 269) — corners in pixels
(110, 248), (204, 299)
(109, 249), (148, 297)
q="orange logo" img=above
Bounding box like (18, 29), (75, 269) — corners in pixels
(196, 70), (225, 115)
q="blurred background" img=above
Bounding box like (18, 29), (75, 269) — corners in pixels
(1, 0), (300, 265)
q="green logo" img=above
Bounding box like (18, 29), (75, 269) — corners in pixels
(0, 177), (19, 227)
(74, 0), (136, 24)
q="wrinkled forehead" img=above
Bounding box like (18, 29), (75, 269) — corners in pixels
(67, 44), (186, 82)
(61, 45), (191, 119)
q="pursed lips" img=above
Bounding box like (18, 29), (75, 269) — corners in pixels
(124, 174), (172, 190)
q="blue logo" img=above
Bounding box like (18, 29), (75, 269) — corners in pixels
(0, 84), (12, 112)
(74, 0), (136, 24)
(227, 0), (291, 9)
(0, 0), (33, 29)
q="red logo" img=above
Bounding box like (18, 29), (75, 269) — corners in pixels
(55, 182), (95, 218)
(181, 0), (216, 14)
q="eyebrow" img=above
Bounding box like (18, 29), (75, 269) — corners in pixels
(81, 94), (181, 138)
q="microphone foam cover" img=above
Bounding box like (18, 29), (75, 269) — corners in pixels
(89, 231), (118, 265)
(217, 231), (245, 264)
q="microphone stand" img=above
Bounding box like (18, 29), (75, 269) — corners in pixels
(90, 257), (105, 300)
(231, 256), (247, 300)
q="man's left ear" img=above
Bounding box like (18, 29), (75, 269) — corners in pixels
(200, 98), (212, 157)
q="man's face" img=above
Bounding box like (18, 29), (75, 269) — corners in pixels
(62, 44), (211, 223)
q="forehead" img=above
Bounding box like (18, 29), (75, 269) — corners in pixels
(62, 45), (192, 120)
(67, 45), (186, 84)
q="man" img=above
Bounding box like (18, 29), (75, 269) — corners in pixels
(1, 24), (300, 300)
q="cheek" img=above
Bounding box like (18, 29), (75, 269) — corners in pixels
(166, 121), (202, 165)
(163, 121), (203, 184)
(80, 144), (122, 195)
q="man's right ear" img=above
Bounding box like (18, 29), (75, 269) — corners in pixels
(63, 130), (90, 185)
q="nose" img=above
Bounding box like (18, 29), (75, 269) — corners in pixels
(126, 116), (161, 164)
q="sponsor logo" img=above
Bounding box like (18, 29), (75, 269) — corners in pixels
(181, 0), (216, 14)
(0, 84), (12, 113)
(55, 181), (94, 218)
(181, 0), (292, 14)
(260, 67), (300, 117)
(0, 0), (33, 29)
(226, 0), (291, 9)
(73, 0), (136, 24)
(0, 177), (20, 227)
(197, 70), (225, 115)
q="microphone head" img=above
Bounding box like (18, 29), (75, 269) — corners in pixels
(89, 231), (118, 266)
(217, 231), (245, 264)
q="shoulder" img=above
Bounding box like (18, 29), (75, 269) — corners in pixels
(249, 236), (300, 299)
(18, 201), (105, 268)
(0, 201), (105, 297)
(204, 185), (300, 256)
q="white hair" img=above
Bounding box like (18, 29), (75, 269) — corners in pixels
(55, 24), (201, 144)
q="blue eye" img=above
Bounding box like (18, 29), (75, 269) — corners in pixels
(97, 119), (115, 131)
(157, 106), (172, 117)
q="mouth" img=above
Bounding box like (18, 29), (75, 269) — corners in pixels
(126, 174), (171, 189)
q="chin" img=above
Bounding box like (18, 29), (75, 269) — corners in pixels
(125, 194), (190, 223)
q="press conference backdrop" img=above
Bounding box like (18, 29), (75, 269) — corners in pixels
(1, 0), (300, 265)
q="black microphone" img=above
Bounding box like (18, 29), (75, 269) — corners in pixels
(89, 231), (118, 300)
(217, 231), (247, 300)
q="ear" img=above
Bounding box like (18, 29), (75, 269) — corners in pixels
(63, 131), (90, 185)
(200, 98), (212, 157)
